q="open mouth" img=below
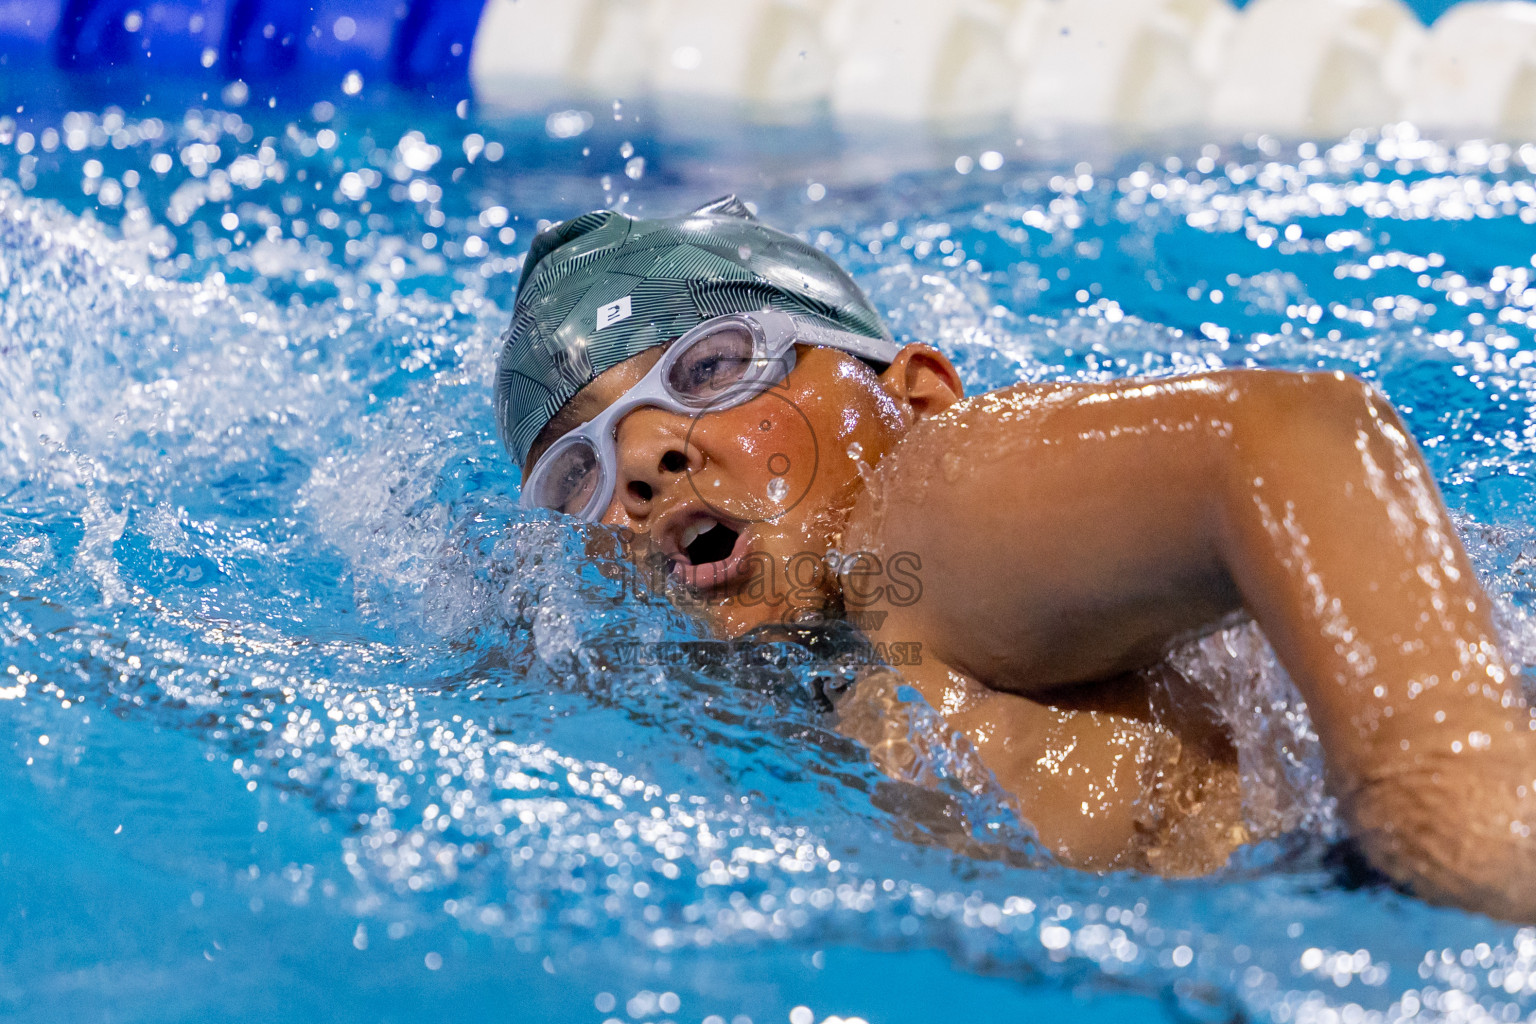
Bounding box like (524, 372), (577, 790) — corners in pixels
(681, 518), (740, 566)
(667, 514), (752, 591)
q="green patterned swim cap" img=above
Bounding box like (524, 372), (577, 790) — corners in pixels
(494, 195), (892, 466)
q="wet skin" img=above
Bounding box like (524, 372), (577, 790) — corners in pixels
(524, 340), (1536, 920)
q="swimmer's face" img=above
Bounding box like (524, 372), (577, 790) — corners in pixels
(524, 340), (962, 637)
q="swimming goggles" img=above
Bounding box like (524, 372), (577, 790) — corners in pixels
(519, 309), (901, 522)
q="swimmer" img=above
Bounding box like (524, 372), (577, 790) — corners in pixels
(495, 196), (1536, 921)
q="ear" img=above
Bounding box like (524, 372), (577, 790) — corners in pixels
(878, 343), (964, 424)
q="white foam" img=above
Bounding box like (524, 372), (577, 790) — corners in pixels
(76, 481), (130, 607)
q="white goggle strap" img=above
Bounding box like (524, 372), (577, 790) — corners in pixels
(786, 315), (903, 366)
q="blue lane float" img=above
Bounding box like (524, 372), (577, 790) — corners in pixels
(0, 0), (68, 58)
(62, 0), (227, 70)
(0, 0), (485, 88)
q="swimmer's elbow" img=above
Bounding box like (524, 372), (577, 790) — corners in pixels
(1222, 367), (1389, 447)
(1214, 367), (1409, 507)
(1345, 750), (1536, 922)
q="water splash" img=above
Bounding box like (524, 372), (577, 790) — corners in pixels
(2, 100), (1536, 1023)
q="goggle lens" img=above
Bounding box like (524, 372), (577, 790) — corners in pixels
(531, 440), (602, 517)
(522, 315), (804, 519)
(664, 324), (759, 404)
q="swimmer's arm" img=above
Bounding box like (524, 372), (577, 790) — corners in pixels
(850, 368), (1536, 917)
(1203, 370), (1536, 919)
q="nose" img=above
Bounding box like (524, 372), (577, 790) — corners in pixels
(601, 406), (699, 526)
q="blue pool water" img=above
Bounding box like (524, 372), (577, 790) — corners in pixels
(3, 78), (1536, 1024)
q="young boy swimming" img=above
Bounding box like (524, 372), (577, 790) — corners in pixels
(496, 196), (1536, 921)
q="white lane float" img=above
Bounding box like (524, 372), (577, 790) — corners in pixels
(1404, 1), (1536, 137)
(572, 0), (657, 95)
(828, 0), (1018, 124)
(470, 0), (835, 109)
(1207, 0), (1426, 136)
(466, 0), (1536, 137)
(647, 0), (836, 106)
(1012, 0), (1236, 130)
(469, 0), (591, 94)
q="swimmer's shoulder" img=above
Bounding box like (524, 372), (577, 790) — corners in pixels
(876, 366), (1349, 470)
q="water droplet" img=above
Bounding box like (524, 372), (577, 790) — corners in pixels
(847, 441), (864, 461)
(766, 477), (788, 502)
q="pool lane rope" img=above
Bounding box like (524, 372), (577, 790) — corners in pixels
(2, 0), (1535, 137)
